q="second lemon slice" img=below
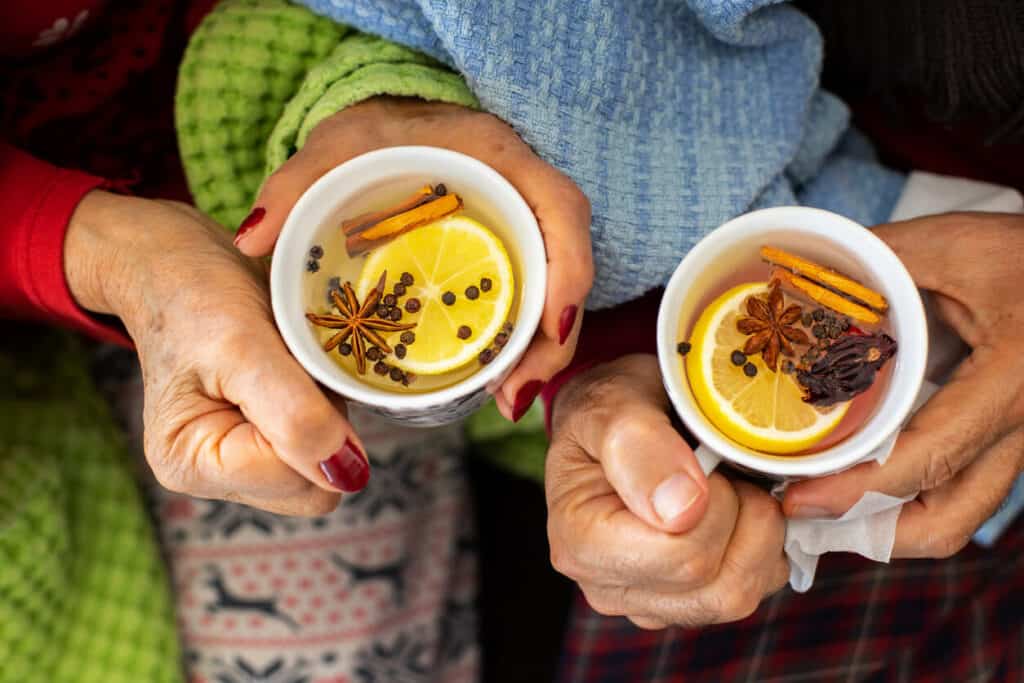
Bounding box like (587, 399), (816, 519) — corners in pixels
(685, 282), (847, 454)
(356, 215), (514, 375)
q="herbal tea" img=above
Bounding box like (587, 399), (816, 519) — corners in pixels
(677, 246), (897, 455)
(304, 183), (518, 393)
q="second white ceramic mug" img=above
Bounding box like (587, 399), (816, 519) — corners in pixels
(656, 207), (928, 479)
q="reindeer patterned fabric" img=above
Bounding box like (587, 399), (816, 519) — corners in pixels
(96, 346), (478, 683)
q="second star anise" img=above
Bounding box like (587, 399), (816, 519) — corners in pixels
(736, 282), (809, 371)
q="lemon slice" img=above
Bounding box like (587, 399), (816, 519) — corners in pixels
(685, 282), (848, 454)
(356, 215), (514, 375)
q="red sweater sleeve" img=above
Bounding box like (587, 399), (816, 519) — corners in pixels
(541, 289), (662, 432)
(0, 142), (130, 346)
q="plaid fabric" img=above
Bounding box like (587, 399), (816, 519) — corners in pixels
(559, 514), (1024, 683)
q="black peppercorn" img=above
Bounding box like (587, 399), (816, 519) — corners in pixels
(801, 312), (813, 327)
(480, 278), (492, 292)
(400, 331), (415, 345)
(404, 298), (421, 313)
(376, 304), (390, 318)
(442, 291), (456, 305)
(495, 332), (508, 347)
(390, 308), (403, 322)
(782, 360), (795, 374)
(812, 324), (827, 339)
(400, 272), (414, 286)
(305, 259), (320, 273)
(373, 361), (389, 376)
(677, 341), (692, 356)
(394, 343), (407, 359)
(465, 285), (480, 300)
(404, 372), (417, 384)
(309, 245), (324, 259)
(338, 342), (352, 356)
(383, 294), (397, 307)
(434, 183), (447, 196)
(730, 350), (746, 366)
(743, 362), (758, 377)
(393, 283), (407, 296)
(503, 321), (514, 334)
(326, 277), (342, 305)
(479, 349), (494, 364)
(812, 308), (825, 322)
(457, 325), (472, 340)
(366, 347), (382, 362)
(390, 367), (404, 382)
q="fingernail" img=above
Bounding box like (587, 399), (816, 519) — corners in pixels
(233, 207), (265, 245)
(652, 473), (702, 524)
(512, 380), (544, 422)
(789, 505), (836, 520)
(318, 439), (369, 492)
(558, 305), (578, 345)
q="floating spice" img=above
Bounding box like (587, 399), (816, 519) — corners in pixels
(442, 291), (456, 306)
(761, 246), (888, 313)
(389, 367), (404, 382)
(400, 331), (415, 345)
(338, 342), (352, 356)
(366, 347), (382, 362)
(404, 298), (421, 313)
(305, 272), (416, 374)
(383, 294), (397, 307)
(480, 278), (492, 292)
(465, 285), (480, 300)
(400, 272), (415, 286)
(677, 341), (692, 356)
(743, 363), (758, 377)
(374, 361), (389, 376)
(797, 333), (897, 407)
(494, 332), (508, 347)
(457, 325), (472, 340)
(309, 245), (324, 260)
(394, 343), (407, 359)
(306, 259), (320, 273)
(343, 187), (463, 256)
(730, 350), (746, 366)
(735, 282), (808, 371)
(479, 348), (494, 365)
(393, 283), (407, 296)
(773, 268), (880, 324)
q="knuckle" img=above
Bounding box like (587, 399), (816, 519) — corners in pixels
(548, 544), (580, 580)
(580, 587), (623, 618)
(921, 452), (958, 491)
(926, 529), (971, 559)
(279, 401), (338, 452)
(673, 553), (714, 588)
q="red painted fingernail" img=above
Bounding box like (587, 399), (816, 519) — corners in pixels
(318, 439), (369, 492)
(558, 304), (578, 345)
(512, 380), (544, 422)
(233, 207), (265, 245)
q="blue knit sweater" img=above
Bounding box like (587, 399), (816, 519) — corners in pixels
(294, 0), (905, 309)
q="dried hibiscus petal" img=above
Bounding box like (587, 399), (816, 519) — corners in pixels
(796, 333), (897, 408)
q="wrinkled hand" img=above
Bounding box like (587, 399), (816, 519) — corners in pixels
(547, 354), (789, 628)
(234, 96), (593, 422)
(785, 212), (1024, 558)
(65, 191), (369, 515)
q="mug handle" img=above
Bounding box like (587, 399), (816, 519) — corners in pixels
(695, 445), (722, 476)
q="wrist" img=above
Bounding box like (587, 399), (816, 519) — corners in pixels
(64, 190), (149, 321)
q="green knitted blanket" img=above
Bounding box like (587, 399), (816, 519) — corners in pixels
(0, 330), (180, 683)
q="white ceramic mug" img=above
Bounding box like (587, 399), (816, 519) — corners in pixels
(656, 207), (928, 479)
(271, 146), (547, 426)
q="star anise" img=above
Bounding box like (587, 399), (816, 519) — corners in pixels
(736, 282), (810, 371)
(306, 271), (416, 374)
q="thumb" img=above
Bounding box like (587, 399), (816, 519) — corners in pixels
(232, 144), (340, 257)
(218, 320), (370, 493)
(566, 356), (710, 533)
(596, 409), (710, 533)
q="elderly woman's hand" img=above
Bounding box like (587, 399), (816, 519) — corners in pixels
(233, 96), (594, 422)
(785, 212), (1024, 558)
(65, 190), (368, 515)
(547, 354), (789, 628)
